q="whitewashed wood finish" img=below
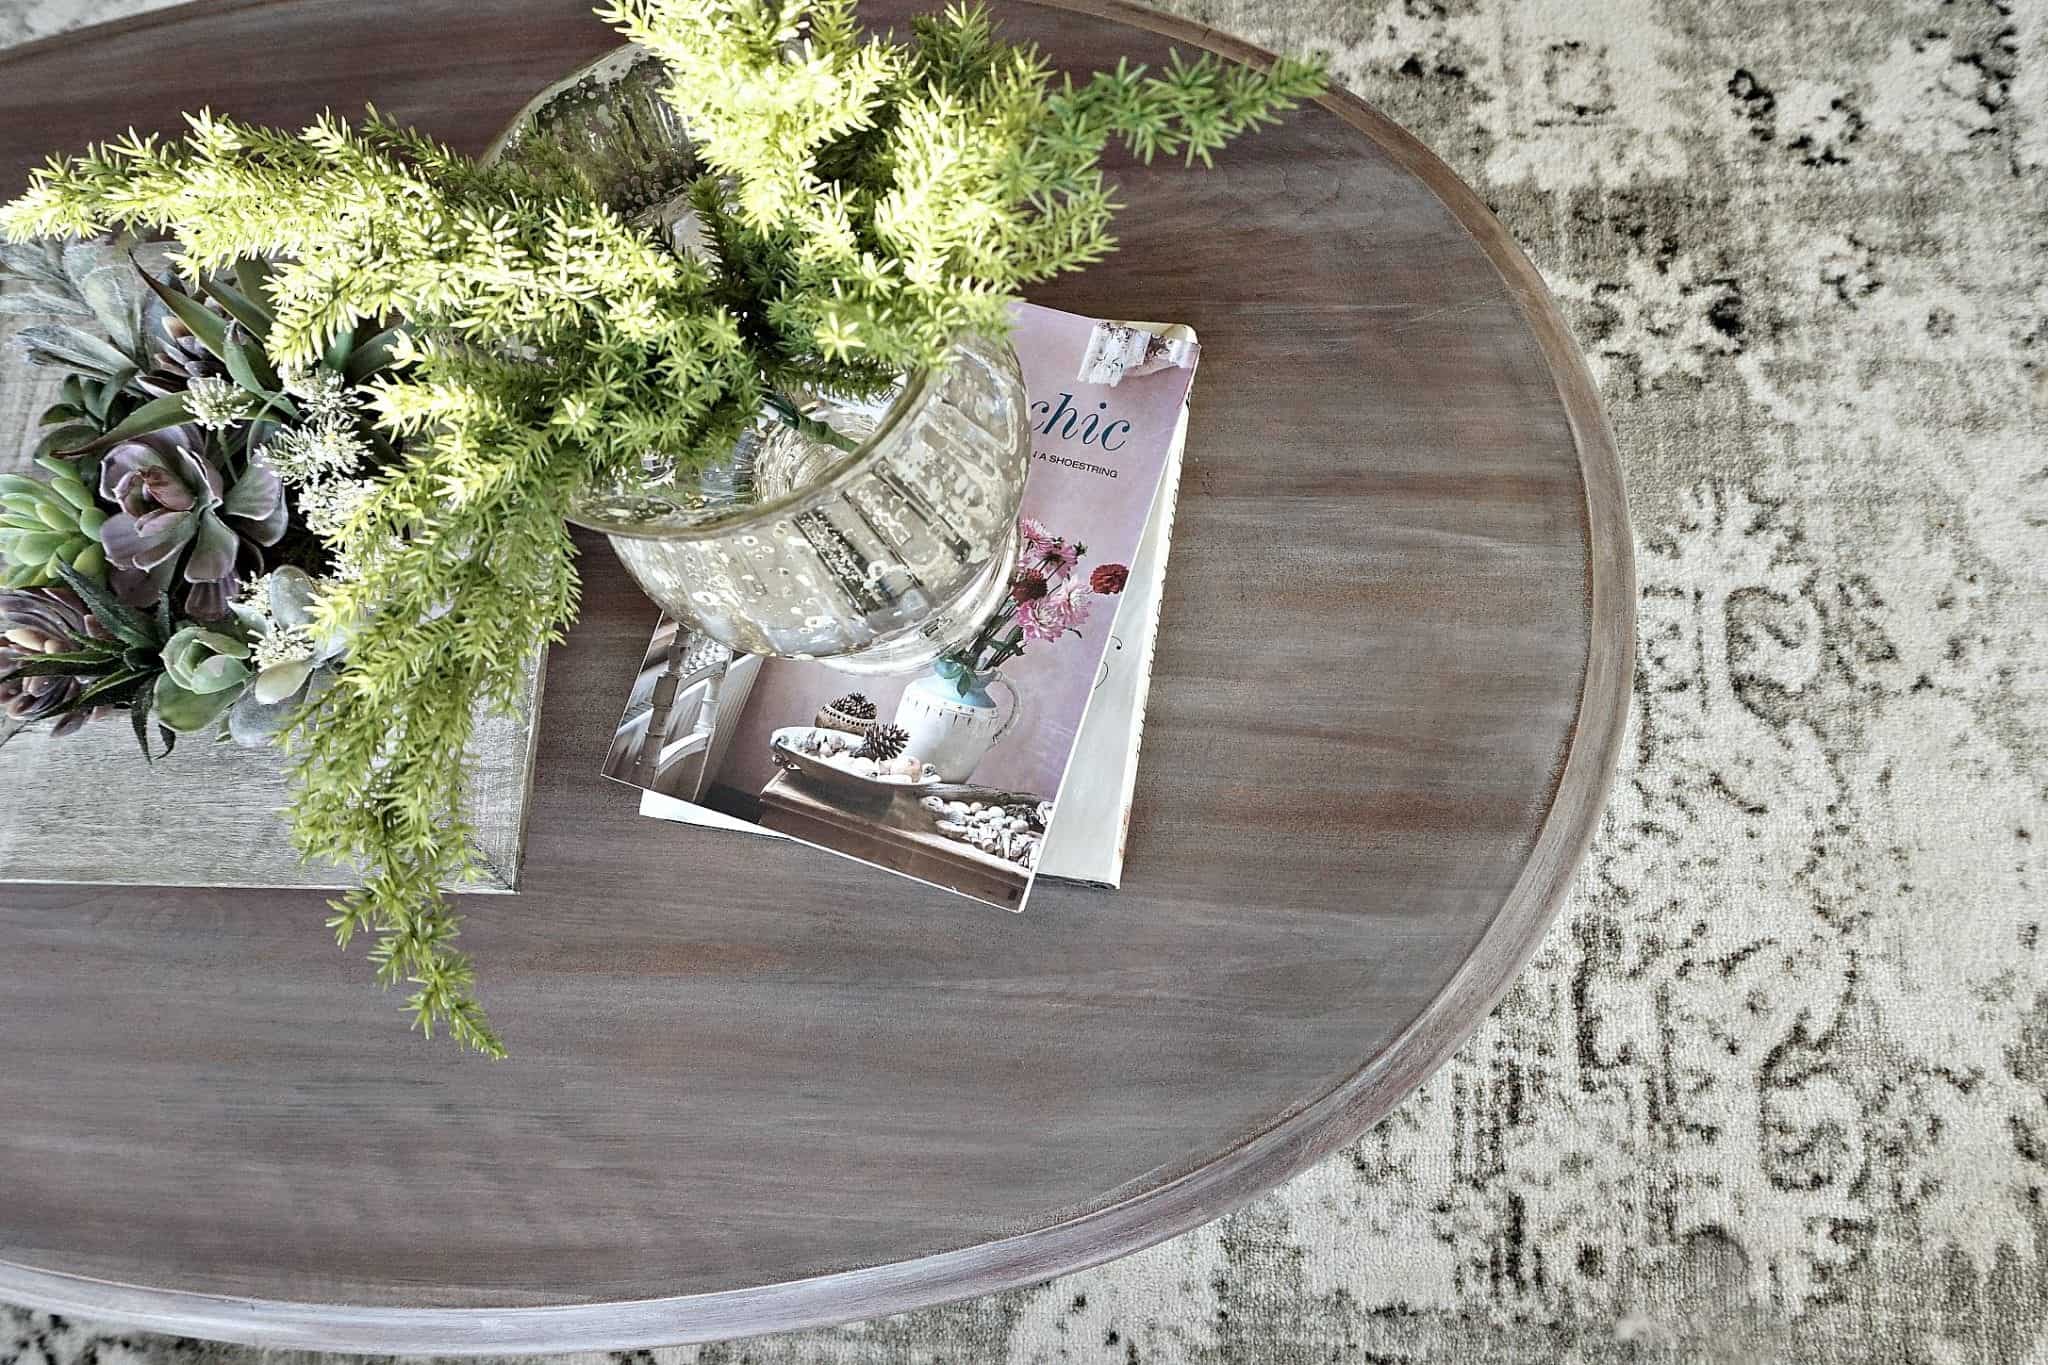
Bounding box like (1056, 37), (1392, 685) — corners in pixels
(0, 0), (1634, 1352)
(0, 288), (545, 890)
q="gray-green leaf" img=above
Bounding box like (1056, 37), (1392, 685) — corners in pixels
(34, 425), (102, 461)
(224, 336), (279, 395)
(0, 291), (93, 319)
(203, 275), (274, 342)
(0, 241), (68, 290)
(79, 263), (148, 357)
(138, 269), (229, 360)
(63, 393), (194, 457)
(52, 560), (160, 649)
(14, 324), (134, 377)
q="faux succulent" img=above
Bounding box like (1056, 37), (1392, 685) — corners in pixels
(0, 565), (183, 756)
(0, 248), (380, 756)
(31, 371), (138, 462)
(227, 566), (347, 747)
(97, 425), (285, 619)
(0, 585), (116, 733)
(0, 456), (105, 587)
(0, 240), (166, 419)
(145, 309), (230, 396)
(154, 624), (251, 732)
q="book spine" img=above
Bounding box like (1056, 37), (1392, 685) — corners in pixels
(1104, 402), (1190, 885)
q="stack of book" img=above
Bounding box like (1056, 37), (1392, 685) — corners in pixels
(605, 303), (1197, 911)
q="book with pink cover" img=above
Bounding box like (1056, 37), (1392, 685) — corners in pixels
(604, 302), (1196, 911)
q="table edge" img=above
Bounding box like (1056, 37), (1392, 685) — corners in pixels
(0, 0), (1637, 1350)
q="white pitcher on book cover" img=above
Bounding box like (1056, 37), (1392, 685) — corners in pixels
(892, 515), (1133, 783)
(894, 662), (1023, 783)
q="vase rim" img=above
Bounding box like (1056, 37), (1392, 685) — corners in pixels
(479, 43), (662, 168)
(562, 359), (946, 541)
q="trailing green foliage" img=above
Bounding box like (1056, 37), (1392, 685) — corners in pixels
(0, 0), (1323, 1054)
(607, 0), (1324, 382)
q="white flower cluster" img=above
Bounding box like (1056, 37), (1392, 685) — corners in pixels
(251, 364), (388, 581)
(231, 573), (270, 611)
(296, 477), (372, 543)
(326, 537), (393, 587)
(252, 621), (316, 672)
(234, 572), (317, 669)
(185, 375), (257, 430)
(282, 364), (356, 425)
(261, 416), (369, 485)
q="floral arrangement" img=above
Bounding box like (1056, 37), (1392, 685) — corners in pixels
(936, 517), (1126, 694)
(1, 241), (395, 752)
(0, 0), (1323, 1053)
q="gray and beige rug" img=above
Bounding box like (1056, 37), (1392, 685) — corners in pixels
(5, 0), (2045, 1361)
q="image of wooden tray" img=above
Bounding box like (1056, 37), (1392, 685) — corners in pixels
(767, 725), (940, 812)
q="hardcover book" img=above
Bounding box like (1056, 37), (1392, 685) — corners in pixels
(607, 302), (1196, 910)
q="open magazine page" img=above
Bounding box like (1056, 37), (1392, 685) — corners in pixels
(605, 302), (1198, 911)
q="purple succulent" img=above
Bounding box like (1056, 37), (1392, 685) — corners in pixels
(97, 424), (286, 621)
(0, 586), (115, 735)
(141, 307), (229, 398)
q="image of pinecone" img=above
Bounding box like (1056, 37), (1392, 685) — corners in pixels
(855, 721), (908, 762)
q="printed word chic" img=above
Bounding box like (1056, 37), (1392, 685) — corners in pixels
(1031, 392), (1133, 450)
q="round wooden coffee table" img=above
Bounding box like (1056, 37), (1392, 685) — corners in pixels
(0, 0), (1632, 1351)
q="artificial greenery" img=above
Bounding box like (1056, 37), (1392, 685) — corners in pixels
(1, 244), (400, 764)
(0, 0), (1323, 1055)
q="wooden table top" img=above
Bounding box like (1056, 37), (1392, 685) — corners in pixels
(0, 0), (1633, 1351)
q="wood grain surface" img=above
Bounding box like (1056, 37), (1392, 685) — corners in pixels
(0, 0), (1634, 1351)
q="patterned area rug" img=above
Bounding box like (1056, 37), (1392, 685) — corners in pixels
(5, 0), (2045, 1361)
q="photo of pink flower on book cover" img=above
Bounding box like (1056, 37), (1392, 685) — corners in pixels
(934, 517), (1127, 699)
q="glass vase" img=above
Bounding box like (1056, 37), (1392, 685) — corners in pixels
(485, 47), (1032, 672)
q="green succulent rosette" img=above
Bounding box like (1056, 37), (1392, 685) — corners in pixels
(153, 624), (251, 732)
(0, 458), (106, 588)
(226, 566), (349, 746)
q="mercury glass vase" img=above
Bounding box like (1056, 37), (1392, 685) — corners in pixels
(485, 47), (1032, 672)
